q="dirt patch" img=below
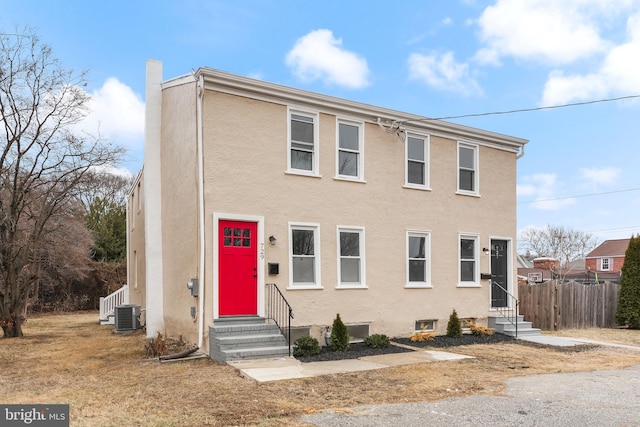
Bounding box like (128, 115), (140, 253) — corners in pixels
(2, 312), (640, 426)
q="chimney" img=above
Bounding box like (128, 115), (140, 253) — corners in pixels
(533, 257), (560, 270)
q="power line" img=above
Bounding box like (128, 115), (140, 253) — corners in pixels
(400, 94), (640, 123)
(587, 226), (640, 234)
(518, 187), (640, 204)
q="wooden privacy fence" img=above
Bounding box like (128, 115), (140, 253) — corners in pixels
(518, 280), (620, 330)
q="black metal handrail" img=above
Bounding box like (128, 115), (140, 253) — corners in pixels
(491, 281), (520, 338)
(265, 283), (294, 356)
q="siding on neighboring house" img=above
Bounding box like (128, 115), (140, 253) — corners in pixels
(585, 239), (630, 273)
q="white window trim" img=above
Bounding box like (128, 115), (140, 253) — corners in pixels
(600, 257), (611, 271)
(489, 235), (514, 310)
(335, 117), (365, 182)
(405, 230), (432, 288)
(404, 132), (431, 190)
(458, 233), (481, 287)
(456, 142), (479, 196)
(287, 107), (320, 177)
(212, 213), (266, 320)
(288, 222), (322, 289)
(336, 226), (367, 289)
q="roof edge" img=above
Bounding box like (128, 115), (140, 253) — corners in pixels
(194, 66), (528, 151)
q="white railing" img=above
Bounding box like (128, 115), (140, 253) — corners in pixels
(99, 285), (129, 324)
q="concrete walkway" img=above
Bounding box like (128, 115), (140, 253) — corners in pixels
(228, 349), (473, 382)
(228, 335), (598, 382)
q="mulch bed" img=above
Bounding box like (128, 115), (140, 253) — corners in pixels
(295, 333), (516, 363)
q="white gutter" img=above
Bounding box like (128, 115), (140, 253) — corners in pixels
(196, 74), (206, 349)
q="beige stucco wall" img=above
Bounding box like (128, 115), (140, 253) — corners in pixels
(128, 173), (147, 316)
(157, 81), (200, 344)
(142, 77), (522, 351)
(195, 89), (519, 341)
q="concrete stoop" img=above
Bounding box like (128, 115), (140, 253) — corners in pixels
(488, 314), (541, 337)
(99, 314), (115, 325)
(209, 317), (290, 363)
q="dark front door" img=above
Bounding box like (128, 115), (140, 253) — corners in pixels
(218, 220), (258, 316)
(490, 239), (509, 308)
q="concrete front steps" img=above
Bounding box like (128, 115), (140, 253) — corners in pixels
(209, 316), (290, 363)
(99, 313), (114, 325)
(488, 314), (541, 337)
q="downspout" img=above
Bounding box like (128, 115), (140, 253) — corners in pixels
(516, 144), (525, 159)
(196, 74), (206, 349)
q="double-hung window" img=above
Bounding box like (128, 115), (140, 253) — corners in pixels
(601, 257), (611, 271)
(288, 109), (319, 175)
(289, 223), (321, 288)
(459, 234), (479, 286)
(407, 231), (431, 287)
(458, 143), (478, 194)
(336, 119), (364, 180)
(406, 134), (429, 188)
(337, 226), (366, 288)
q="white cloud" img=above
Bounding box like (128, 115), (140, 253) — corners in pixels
(77, 78), (145, 149)
(579, 167), (621, 185)
(407, 52), (482, 96)
(89, 164), (135, 179)
(285, 29), (370, 89)
(475, 0), (615, 66)
(518, 173), (576, 210)
(541, 11), (640, 104)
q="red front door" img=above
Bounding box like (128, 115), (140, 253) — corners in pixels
(218, 220), (258, 316)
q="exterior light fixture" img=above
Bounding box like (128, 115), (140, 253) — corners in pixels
(269, 235), (277, 245)
(483, 247), (490, 255)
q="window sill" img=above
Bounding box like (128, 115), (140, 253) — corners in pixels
(403, 184), (431, 191)
(457, 283), (482, 288)
(287, 285), (324, 290)
(336, 284), (368, 290)
(404, 284), (433, 289)
(285, 170), (322, 178)
(456, 190), (480, 198)
(333, 176), (367, 184)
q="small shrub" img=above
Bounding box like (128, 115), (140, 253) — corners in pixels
(409, 328), (435, 342)
(293, 336), (321, 357)
(465, 321), (495, 336)
(364, 334), (390, 348)
(446, 309), (462, 338)
(330, 313), (350, 351)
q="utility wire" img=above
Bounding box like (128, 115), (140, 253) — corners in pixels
(518, 187), (640, 204)
(398, 94), (640, 123)
(587, 225), (640, 234)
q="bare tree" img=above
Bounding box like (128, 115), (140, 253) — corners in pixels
(0, 29), (124, 337)
(77, 169), (134, 212)
(519, 224), (598, 280)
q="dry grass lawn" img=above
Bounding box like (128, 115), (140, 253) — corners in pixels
(2, 312), (640, 426)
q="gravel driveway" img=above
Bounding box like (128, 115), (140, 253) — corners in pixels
(303, 365), (640, 426)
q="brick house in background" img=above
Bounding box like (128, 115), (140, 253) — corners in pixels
(585, 238), (630, 274)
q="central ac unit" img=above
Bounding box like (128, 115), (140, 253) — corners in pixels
(115, 304), (141, 333)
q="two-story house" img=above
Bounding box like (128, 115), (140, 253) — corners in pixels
(585, 238), (630, 274)
(125, 60), (528, 361)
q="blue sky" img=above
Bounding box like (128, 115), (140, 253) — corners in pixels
(1, 0), (639, 243)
